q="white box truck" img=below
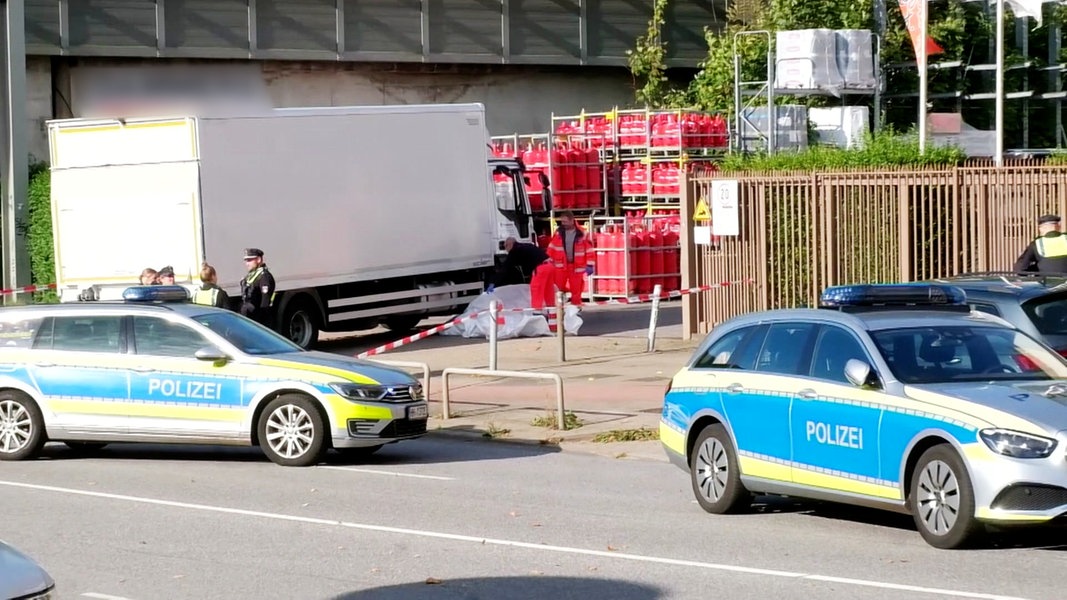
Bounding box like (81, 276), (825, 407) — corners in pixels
(46, 103), (548, 348)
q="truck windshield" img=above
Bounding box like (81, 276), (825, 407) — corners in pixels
(192, 312), (303, 355)
(869, 325), (1067, 384)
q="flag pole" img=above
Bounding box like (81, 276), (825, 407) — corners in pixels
(994, 0), (1005, 166)
(918, 0), (928, 154)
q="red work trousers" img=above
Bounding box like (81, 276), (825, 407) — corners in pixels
(529, 262), (557, 311)
(554, 266), (585, 306)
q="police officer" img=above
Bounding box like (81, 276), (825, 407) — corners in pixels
(192, 263), (230, 309)
(1014, 214), (1067, 274)
(239, 248), (276, 326)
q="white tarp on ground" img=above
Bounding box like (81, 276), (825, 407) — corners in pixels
(441, 284), (583, 339)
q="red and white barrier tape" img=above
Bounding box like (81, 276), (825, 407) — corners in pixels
(355, 279), (750, 359)
(0, 283), (56, 297)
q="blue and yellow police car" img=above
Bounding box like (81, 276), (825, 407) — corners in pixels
(661, 283), (1067, 549)
(0, 286), (428, 467)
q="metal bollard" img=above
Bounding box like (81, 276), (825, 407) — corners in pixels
(488, 299), (499, 371)
(647, 283), (662, 352)
(555, 291), (566, 362)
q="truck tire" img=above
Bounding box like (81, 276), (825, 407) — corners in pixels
(383, 315), (422, 332)
(282, 298), (320, 350)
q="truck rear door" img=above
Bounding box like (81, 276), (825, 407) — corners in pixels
(48, 118), (205, 301)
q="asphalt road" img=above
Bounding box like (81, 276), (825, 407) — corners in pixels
(2, 438), (1065, 600)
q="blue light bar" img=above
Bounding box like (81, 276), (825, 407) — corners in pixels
(819, 284), (967, 308)
(122, 285), (190, 303)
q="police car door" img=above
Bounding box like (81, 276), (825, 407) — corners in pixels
(28, 314), (132, 435)
(126, 315), (244, 441)
(789, 324), (888, 498)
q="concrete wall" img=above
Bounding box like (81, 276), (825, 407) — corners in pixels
(25, 56), (53, 165)
(40, 58), (637, 161)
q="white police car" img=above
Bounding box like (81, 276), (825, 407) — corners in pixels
(0, 286), (429, 467)
(661, 283), (1067, 549)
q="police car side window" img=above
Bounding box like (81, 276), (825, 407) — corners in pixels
(810, 326), (871, 384)
(755, 322), (817, 376)
(133, 317), (210, 358)
(693, 326), (764, 370)
(48, 316), (123, 353)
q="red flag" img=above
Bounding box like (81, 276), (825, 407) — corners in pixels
(898, 0), (944, 58)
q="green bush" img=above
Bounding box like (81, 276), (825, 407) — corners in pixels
(718, 129), (968, 173)
(27, 164), (57, 303)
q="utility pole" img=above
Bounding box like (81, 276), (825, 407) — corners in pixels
(0, 0), (29, 302)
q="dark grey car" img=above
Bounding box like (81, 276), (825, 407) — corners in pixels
(932, 272), (1067, 354)
(0, 540), (54, 600)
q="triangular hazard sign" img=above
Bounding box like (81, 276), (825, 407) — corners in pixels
(693, 198), (712, 221)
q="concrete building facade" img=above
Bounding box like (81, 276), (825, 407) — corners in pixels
(21, 0), (726, 163)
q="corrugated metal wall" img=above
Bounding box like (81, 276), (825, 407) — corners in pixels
(25, 0), (723, 67)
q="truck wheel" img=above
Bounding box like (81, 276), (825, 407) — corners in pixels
(258, 394), (327, 467)
(0, 391), (45, 461)
(383, 315), (422, 332)
(282, 299), (320, 349)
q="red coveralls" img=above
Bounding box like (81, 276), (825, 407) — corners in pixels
(529, 260), (557, 311)
(547, 225), (592, 306)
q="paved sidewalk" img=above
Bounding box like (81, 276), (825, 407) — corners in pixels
(323, 304), (702, 462)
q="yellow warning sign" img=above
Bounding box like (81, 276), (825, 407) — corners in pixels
(693, 197), (712, 221)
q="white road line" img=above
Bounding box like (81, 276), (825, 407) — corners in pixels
(1, 479), (1030, 600)
(82, 593), (137, 600)
(317, 466), (455, 481)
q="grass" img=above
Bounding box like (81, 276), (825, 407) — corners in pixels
(531, 411), (584, 431)
(592, 427), (660, 443)
(483, 422), (511, 438)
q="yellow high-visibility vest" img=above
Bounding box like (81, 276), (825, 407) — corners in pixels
(193, 287), (220, 306)
(1036, 235), (1067, 258)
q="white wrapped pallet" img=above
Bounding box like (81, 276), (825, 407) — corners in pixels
(835, 29), (877, 90)
(810, 106), (870, 149)
(774, 29), (845, 93)
(740, 105), (809, 153)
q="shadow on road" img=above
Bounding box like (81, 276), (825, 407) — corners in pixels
(37, 435), (560, 466)
(330, 576), (663, 600)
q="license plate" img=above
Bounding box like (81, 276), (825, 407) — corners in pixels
(408, 404), (428, 420)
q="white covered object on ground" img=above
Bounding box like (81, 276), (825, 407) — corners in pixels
(441, 284), (583, 339)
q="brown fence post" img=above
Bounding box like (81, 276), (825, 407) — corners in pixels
(898, 179), (911, 281)
(680, 170), (698, 340)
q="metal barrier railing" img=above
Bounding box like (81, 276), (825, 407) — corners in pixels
(441, 367), (566, 430)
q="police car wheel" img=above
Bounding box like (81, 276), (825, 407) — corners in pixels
(258, 395), (327, 467)
(909, 444), (982, 549)
(0, 391), (45, 461)
(690, 424), (750, 514)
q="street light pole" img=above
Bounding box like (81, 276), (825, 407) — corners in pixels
(0, 0), (30, 299)
(994, 0), (1005, 166)
(918, 0), (929, 154)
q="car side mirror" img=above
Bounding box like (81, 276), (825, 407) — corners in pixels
(844, 358), (880, 389)
(195, 346), (229, 363)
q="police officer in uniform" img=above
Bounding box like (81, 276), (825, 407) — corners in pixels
(1014, 214), (1067, 274)
(192, 263), (230, 309)
(239, 248), (276, 326)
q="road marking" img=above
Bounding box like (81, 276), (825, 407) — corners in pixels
(317, 466), (455, 481)
(82, 593), (137, 600)
(1, 480), (1030, 600)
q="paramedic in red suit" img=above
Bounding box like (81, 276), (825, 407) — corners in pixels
(547, 210), (593, 307)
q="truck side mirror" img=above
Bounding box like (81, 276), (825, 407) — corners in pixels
(542, 188), (553, 213)
(538, 172), (550, 189)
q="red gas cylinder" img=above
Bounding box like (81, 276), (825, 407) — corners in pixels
(629, 226), (649, 294)
(663, 228), (680, 292)
(651, 164), (666, 196)
(585, 147), (601, 209)
(710, 114), (728, 148)
(663, 164), (680, 196)
(682, 114), (698, 149)
(567, 145), (587, 207)
(647, 230), (665, 292)
(551, 145), (572, 209)
(594, 229), (611, 295)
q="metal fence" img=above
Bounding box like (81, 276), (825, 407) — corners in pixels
(680, 164), (1067, 336)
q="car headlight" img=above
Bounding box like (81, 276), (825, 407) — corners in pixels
(329, 382), (387, 401)
(979, 428), (1058, 459)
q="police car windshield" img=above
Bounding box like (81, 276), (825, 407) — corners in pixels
(869, 325), (1067, 384)
(191, 312), (302, 355)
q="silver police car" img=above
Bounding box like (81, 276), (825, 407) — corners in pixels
(661, 283), (1067, 549)
(0, 540), (55, 599)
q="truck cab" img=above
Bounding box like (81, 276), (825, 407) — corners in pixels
(489, 156), (550, 256)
